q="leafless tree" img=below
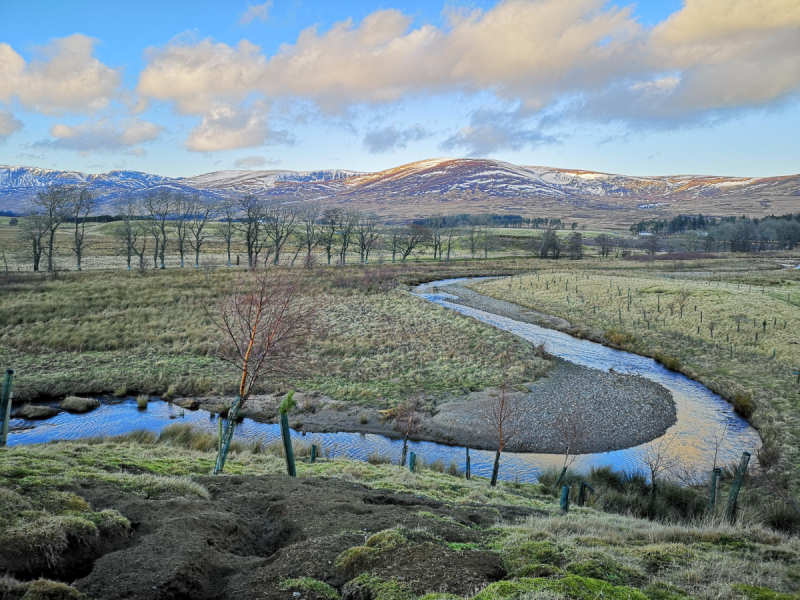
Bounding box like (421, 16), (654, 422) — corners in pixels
(711, 424), (729, 472)
(187, 196), (219, 269)
(68, 188), (95, 271)
(707, 321), (717, 338)
(428, 213), (445, 260)
(235, 194), (266, 268)
(398, 224), (431, 261)
(596, 234), (614, 258)
(33, 185), (72, 271)
(555, 412), (587, 475)
(386, 223), (404, 263)
(208, 268), (319, 472)
(291, 203), (322, 266)
(0, 238), (9, 275)
(675, 287), (692, 318)
(172, 193), (192, 268)
(482, 379), (525, 486)
(337, 210), (358, 264)
(640, 434), (679, 499)
(318, 208), (340, 265)
(480, 219), (494, 259)
(464, 223), (481, 258)
(642, 235), (660, 256)
(567, 231), (583, 260)
(142, 190), (172, 269)
(355, 213), (381, 264)
(392, 398), (422, 467)
(219, 201), (238, 267)
(17, 213), (48, 271)
(263, 203), (298, 265)
(442, 223), (460, 261)
(111, 196), (145, 271)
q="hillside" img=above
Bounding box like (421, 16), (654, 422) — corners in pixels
(1, 159), (798, 227)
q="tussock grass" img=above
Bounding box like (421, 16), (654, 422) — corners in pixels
(58, 396), (99, 413)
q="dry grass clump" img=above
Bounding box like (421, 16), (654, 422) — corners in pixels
(14, 404), (59, 420)
(136, 394), (149, 409)
(59, 396), (100, 413)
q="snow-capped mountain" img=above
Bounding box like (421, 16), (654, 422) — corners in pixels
(0, 159), (797, 214)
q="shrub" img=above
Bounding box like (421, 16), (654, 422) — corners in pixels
(605, 328), (636, 347)
(367, 451), (393, 465)
(733, 391), (755, 418)
(59, 397), (100, 413)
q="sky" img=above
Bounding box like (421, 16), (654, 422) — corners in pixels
(0, 0), (798, 178)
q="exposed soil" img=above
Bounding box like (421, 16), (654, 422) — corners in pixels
(16, 475), (531, 600)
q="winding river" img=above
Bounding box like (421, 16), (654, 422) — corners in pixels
(6, 278), (760, 483)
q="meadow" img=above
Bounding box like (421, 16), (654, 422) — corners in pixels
(468, 256), (800, 488)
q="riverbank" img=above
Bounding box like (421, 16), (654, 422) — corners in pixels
(0, 428), (796, 600)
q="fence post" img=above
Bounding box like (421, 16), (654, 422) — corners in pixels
(0, 370), (14, 447)
(726, 452), (751, 524)
(465, 447), (471, 480)
(280, 413), (297, 477)
(709, 467), (722, 510)
(214, 394), (243, 474)
(554, 466), (568, 488)
(577, 482), (587, 507)
(560, 485), (571, 513)
(409, 452), (416, 473)
(310, 444), (317, 464)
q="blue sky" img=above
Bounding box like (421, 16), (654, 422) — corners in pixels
(0, 0), (798, 177)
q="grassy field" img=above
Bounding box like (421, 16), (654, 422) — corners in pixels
(467, 255), (800, 488)
(0, 261), (548, 404)
(1, 426), (799, 599)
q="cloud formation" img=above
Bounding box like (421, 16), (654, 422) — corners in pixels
(441, 107), (558, 156)
(232, 155), (280, 168)
(185, 103), (293, 152)
(0, 111), (23, 140)
(0, 34), (121, 115)
(362, 124), (430, 153)
(43, 119), (163, 154)
(239, 1), (272, 25)
(136, 0), (800, 131)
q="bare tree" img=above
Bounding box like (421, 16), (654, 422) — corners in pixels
(567, 231), (583, 260)
(142, 190), (172, 269)
(112, 196), (144, 270)
(208, 268), (319, 473)
(642, 235), (660, 256)
(187, 196), (219, 269)
(464, 223), (481, 258)
(555, 412), (587, 479)
(263, 203), (298, 265)
(480, 220), (493, 259)
(70, 188), (95, 271)
(428, 214), (445, 260)
(337, 210), (358, 264)
(355, 213), (381, 264)
(392, 399), (422, 467)
(482, 380), (525, 486)
(596, 234), (614, 258)
(387, 223), (404, 263)
(675, 287), (691, 319)
(219, 201), (237, 267)
(318, 208), (340, 265)
(640, 434), (679, 499)
(33, 185), (72, 271)
(442, 223), (461, 261)
(17, 213), (48, 271)
(235, 194), (266, 268)
(291, 203), (322, 266)
(398, 224), (431, 262)
(172, 193), (192, 268)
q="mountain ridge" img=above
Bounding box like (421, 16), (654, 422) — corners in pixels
(1, 158), (798, 217)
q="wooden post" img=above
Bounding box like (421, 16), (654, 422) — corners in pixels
(310, 444), (317, 464)
(709, 467), (722, 510)
(490, 450), (501, 487)
(560, 485), (570, 513)
(726, 452), (751, 524)
(409, 451), (416, 473)
(0, 370), (14, 447)
(465, 447), (471, 480)
(280, 413), (297, 477)
(217, 415), (223, 453)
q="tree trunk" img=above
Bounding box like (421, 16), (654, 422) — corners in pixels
(490, 450), (501, 486)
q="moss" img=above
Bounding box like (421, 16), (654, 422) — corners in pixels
(503, 540), (566, 572)
(343, 574), (415, 600)
(512, 564), (565, 578)
(365, 528), (408, 551)
(335, 528), (409, 576)
(634, 544), (694, 573)
(733, 585), (800, 600)
(278, 577), (340, 600)
(19, 579), (84, 600)
(474, 576), (649, 600)
(642, 582), (687, 600)
(565, 556), (645, 587)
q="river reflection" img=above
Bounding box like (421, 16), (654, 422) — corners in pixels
(6, 278), (760, 483)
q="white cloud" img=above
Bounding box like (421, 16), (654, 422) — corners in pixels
(0, 111), (23, 140)
(43, 119), (163, 154)
(239, 1), (272, 25)
(185, 103), (293, 152)
(362, 124), (430, 153)
(440, 107), (559, 156)
(232, 155), (281, 168)
(0, 34), (121, 115)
